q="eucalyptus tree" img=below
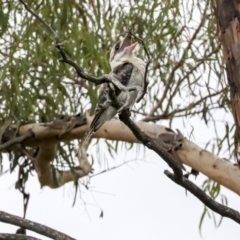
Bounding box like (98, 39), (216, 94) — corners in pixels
(0, 0), (238, 238)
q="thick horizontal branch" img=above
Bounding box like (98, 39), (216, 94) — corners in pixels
(2, 115), (240, 194)
(0, 211), (76, 240)
(15, 116), (166, 146)
(1, 115), (167, 188)
(177, 140), (240, 195)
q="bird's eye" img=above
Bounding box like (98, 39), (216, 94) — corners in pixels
(115, 43), (120, 51)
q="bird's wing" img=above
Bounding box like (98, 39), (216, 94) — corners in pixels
(80, 83), (110, 149)
(113, 62), (133, 96)
(89, 62), (134, 134)
(89, 83), (110, 132)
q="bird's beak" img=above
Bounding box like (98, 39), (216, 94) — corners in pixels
(128, 42), (138, 52)
(119, 32), (132, 51)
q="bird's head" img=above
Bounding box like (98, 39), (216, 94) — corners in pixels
(109, 32), (138, 70)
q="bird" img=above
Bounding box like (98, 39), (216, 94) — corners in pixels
(79, 32), (146, 151)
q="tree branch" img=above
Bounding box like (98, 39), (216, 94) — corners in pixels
(0, 211), (76, 240)
(0, 233), (40, 240)
(164, 170), (240, 224)
(119, 111), (183, 179)
(35, 142), (92, 188)
(18, 0), (143, 99)
(0, 130), (34, 152)
(119, 110), (240, 225)
(142, 87), (227, 122)
(18, 0), (59, 40)
(147, 0), (210, 117)
(2, 115), (240, 194)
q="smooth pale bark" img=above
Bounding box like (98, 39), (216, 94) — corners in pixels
(3, 116), (240, 194)
(17, 116), (166, 145)
(178, 140), (240, 195)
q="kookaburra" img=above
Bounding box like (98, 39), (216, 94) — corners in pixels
(80, 32), (146, 148)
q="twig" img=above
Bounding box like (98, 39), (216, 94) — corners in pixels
(147, 0), (209, 117)
(142, 87), (226, 122)
(18, 0), (59, 41)
(17, 145), (40, 174)
(91, 159), (142, 178)
(0, 211), (76, 240)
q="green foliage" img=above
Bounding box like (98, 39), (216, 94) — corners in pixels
(1, 0), (226, 123)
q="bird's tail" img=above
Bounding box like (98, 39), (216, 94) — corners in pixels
(77, 128), (95, 156)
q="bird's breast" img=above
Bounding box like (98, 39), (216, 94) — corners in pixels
(112, 62), (133, 96)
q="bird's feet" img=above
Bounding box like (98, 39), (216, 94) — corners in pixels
(117, 104), (131, 115)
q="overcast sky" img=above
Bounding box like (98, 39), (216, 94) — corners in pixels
(1, 112), (240, 240)
(1, 1), (239, 239)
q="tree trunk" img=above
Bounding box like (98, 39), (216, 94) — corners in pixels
(214, 0), (240, 161)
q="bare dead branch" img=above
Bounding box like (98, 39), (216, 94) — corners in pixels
(164, 170), (240, 224)
(119, 110), (183, 179)
(92, 159), (142, 178)
(0, 211), (76, 240)
(119, 110), (240, 225)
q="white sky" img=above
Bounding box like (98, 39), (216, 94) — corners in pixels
(1, 112), (240, 240)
